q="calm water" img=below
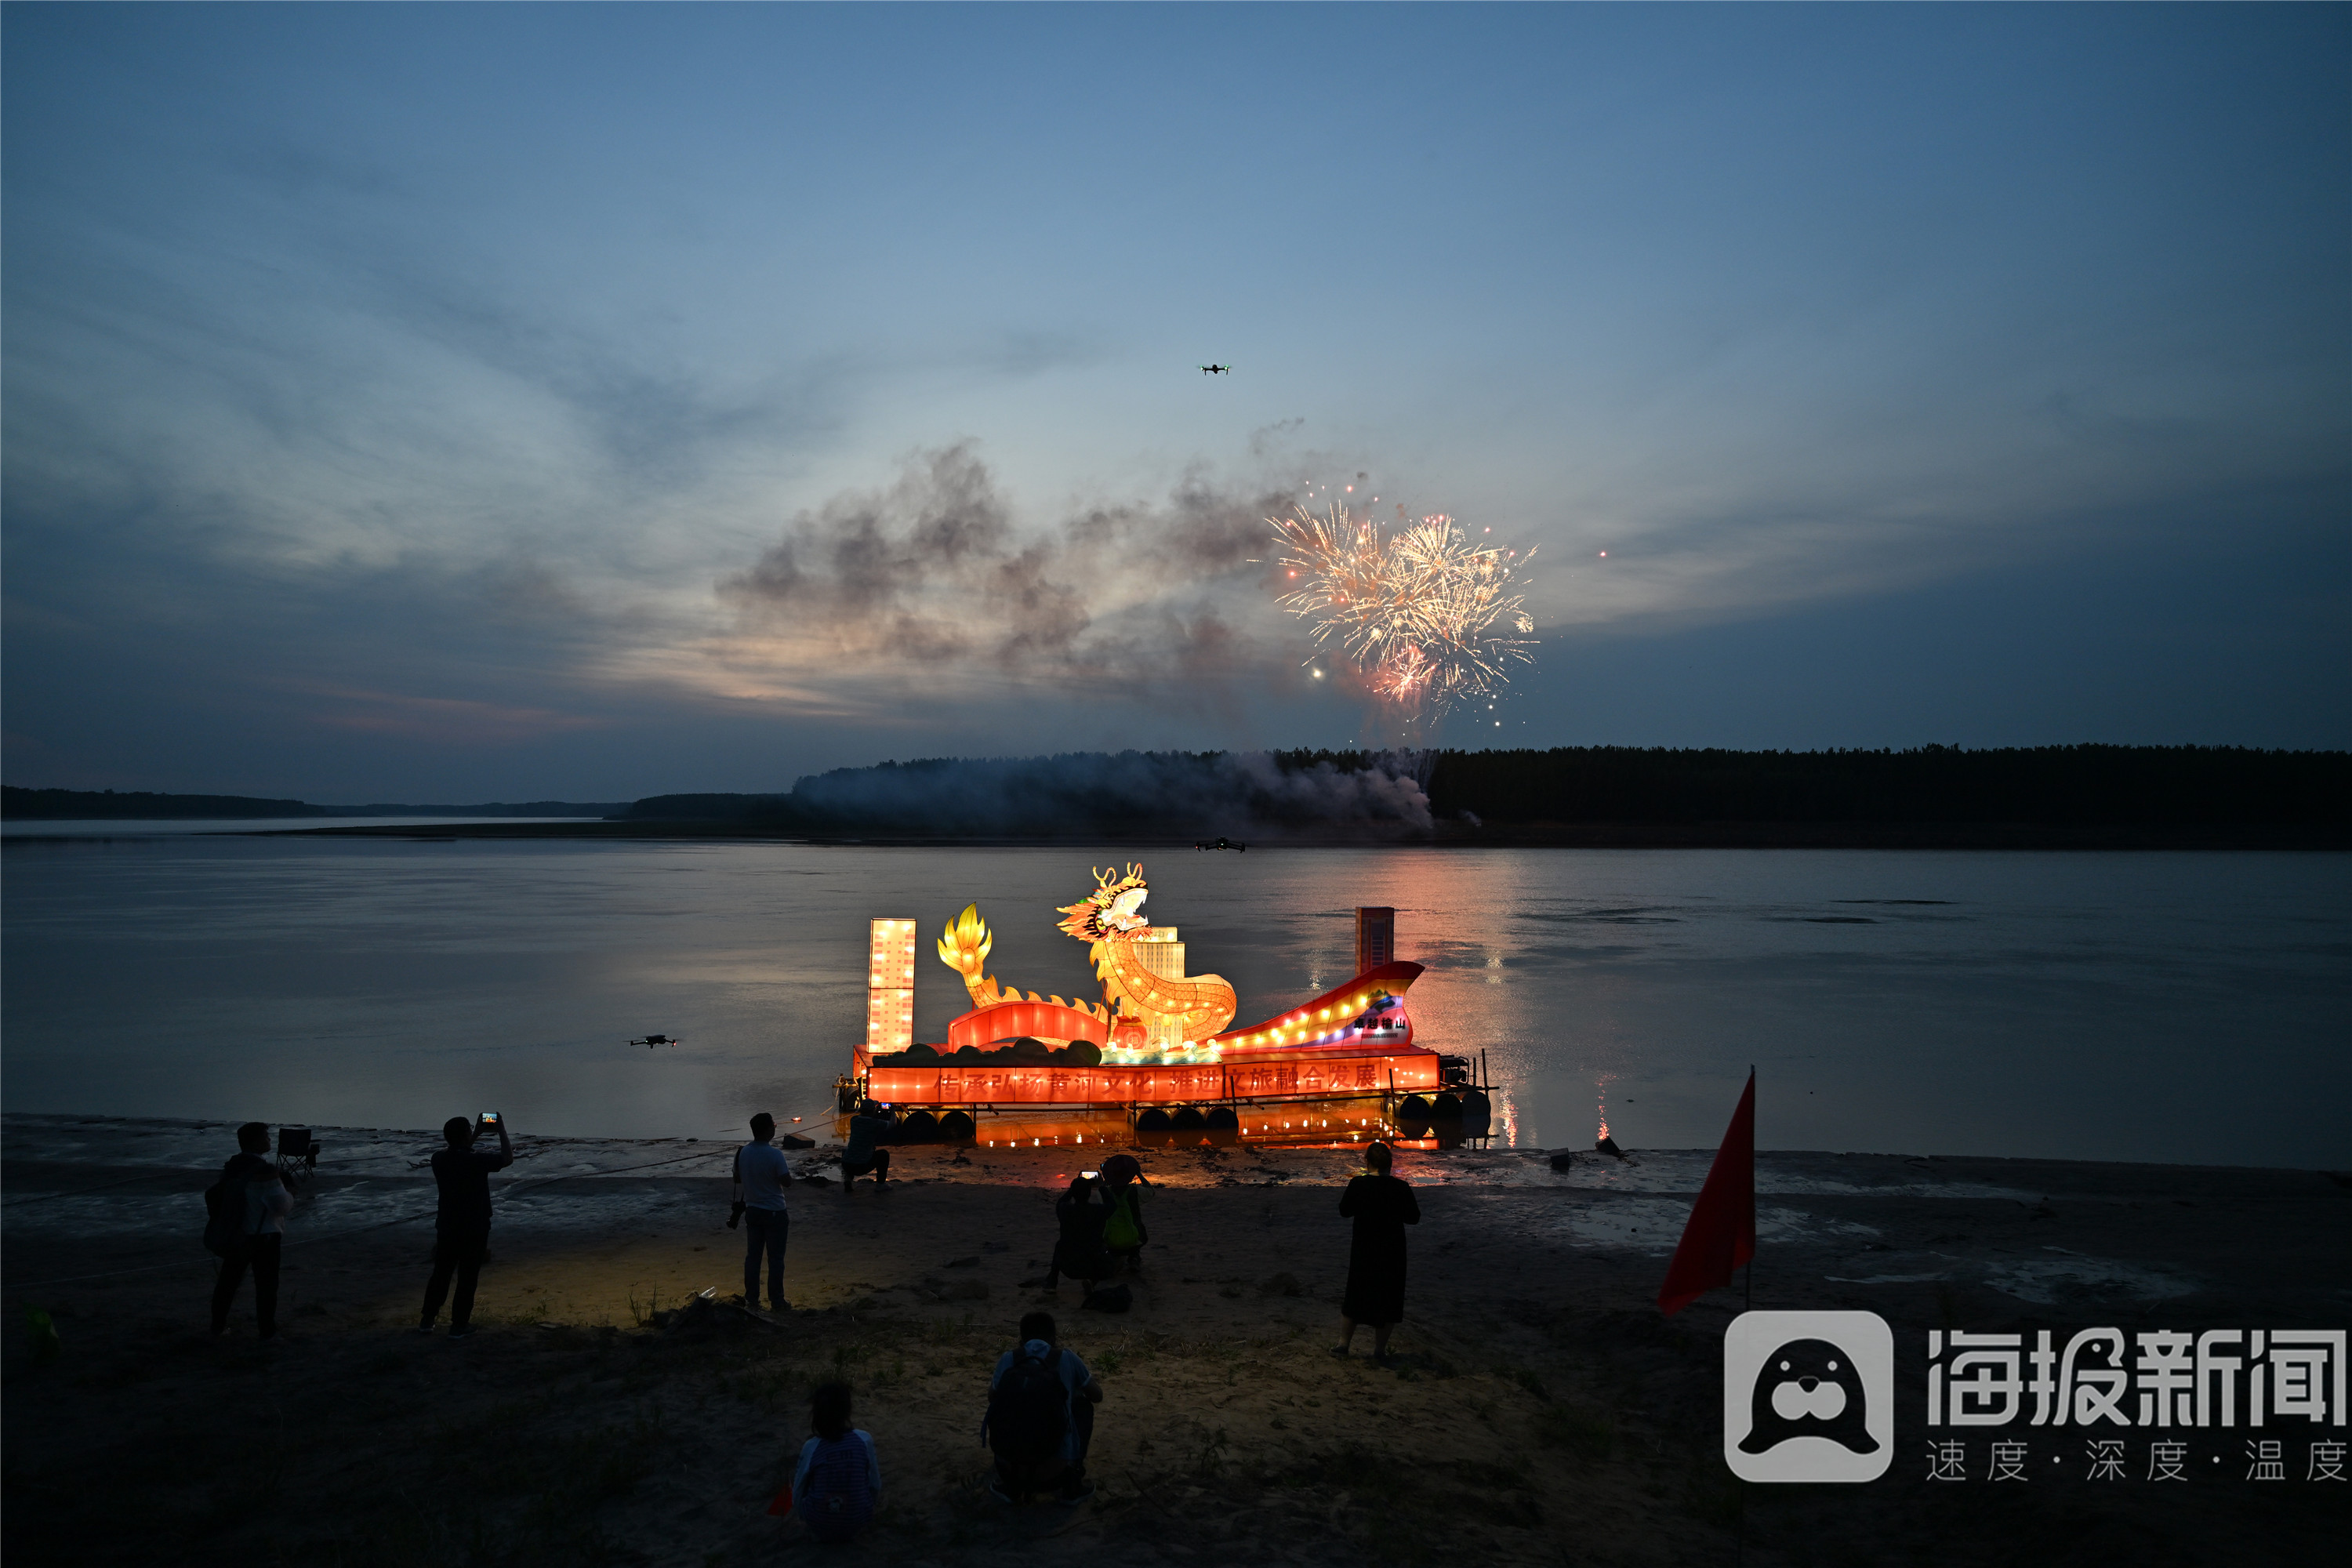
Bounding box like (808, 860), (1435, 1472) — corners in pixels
(2, 837), (2345, 1166)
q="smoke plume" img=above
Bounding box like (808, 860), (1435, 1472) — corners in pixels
(717, 445), (1294, 689)
(633, 750), (1437, 837)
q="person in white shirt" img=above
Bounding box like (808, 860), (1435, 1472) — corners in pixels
(733, 1112), (793, 1312)
(209, 1122), (294, 1339)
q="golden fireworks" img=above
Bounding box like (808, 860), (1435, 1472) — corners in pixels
(1269, 503), (1536, 720)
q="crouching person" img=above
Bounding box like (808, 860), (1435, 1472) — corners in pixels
(791, 1383), (880, 1543)
(982, 1310), (1100, 1504)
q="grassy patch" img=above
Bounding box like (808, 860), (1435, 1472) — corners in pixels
(1535, 1402), (1617, 1461)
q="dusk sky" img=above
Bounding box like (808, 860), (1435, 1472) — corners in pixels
(5, 3), (2345, 802)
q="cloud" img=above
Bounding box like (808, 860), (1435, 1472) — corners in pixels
(287, 683), (609, 745)
(706, 443), (1299, 704)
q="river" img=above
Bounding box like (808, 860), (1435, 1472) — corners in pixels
(2, 834), (2344, 1166)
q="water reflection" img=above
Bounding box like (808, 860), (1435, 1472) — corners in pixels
(2, 839), (2344, 1166)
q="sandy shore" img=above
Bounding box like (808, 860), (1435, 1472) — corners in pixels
(5, 1112), (2347, 1566)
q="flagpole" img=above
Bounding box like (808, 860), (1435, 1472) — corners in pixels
(1736, 1065), (1755, 1568)
(1744, 1065), (1755, 1312)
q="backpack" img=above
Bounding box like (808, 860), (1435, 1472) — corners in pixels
(800, 1434), (874, 1543)
(1102, 1187), (1142, 1251)
(201, 1157), (260, 1259)
(983, 1347), (1070, 1468)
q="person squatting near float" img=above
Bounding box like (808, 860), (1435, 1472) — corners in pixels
(841, 1101), (895, 1190)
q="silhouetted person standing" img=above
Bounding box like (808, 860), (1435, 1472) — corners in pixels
(419, 1113), (512, 1338)
(1332, 1140), (1418, 1365)
(209, 1122), (292, 1339)
(734, 1112), (792, 1311)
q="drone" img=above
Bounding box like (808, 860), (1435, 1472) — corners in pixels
(629, 1034), (681, 1049)
(1200, 363), (1231, 376)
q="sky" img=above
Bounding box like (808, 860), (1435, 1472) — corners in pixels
(4, 2), (2345, 802)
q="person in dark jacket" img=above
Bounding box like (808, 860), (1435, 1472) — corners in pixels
(209, 1122), (294, 1339)
(985, 1310), (1102, 1504)
(1331, 1140), (1419, 1364)
(841, 1102), (893, 1191)
(1045, 1173), (1113, 1293)
(419, 1112), (514, 1338)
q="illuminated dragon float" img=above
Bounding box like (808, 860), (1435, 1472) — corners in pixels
(854, 862), (1444, 1120)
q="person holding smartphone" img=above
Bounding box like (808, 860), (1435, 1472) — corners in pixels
(1044, 1171), (1112, 1294)
(419, 1111), (514, 1339)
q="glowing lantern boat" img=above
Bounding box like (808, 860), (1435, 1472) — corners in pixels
(843, 865), (1456, 1141)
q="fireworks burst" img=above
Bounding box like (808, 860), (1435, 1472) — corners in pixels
(1269, 502), (1537, 722)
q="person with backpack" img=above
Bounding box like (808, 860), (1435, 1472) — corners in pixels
(1330, 1139), (1421, 1366)
(419, 1112), (514, 1338)
(982, 1310), (1102, 1504)
(207, 1122), (292, 1339)
(732, 1112), (792, 1312)
(1098, 1153), (1148, 1276)
(786, 1382), (880, 1543)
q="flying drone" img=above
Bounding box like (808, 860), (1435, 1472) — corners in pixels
(629, 1034), (681, 1049)
(1200, 363), (1231, 375)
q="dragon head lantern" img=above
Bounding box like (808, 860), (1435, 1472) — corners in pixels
(1056, 863), (1152, 947)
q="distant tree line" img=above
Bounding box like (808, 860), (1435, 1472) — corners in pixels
(1415, 745), (2348, 826)
(0, 787), (628, 821)
(0, 787), (318, 819)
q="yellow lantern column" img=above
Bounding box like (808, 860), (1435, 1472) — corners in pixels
(862, 917), (916, 1071)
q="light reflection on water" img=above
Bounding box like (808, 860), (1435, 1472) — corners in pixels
(2, 838), (2344, 1167)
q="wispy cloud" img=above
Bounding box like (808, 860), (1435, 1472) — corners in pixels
(281, 683), (609, 746)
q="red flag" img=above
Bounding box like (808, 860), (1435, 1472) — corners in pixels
(1656, 1069), (1755, 1316)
